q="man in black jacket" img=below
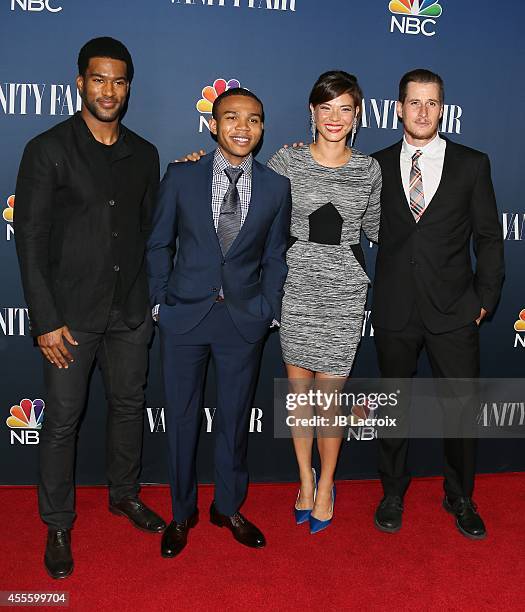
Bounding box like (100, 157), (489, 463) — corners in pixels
(371, 69), (504, 540)
(14, 37), (165, 579)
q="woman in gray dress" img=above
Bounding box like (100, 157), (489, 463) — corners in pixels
(268, 71), (381, 533)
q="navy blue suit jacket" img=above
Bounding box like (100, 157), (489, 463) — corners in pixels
(146, 151), (292, 343)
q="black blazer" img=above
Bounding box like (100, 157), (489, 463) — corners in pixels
(14, 113), (160, 336)
(371, 139), (504, 334)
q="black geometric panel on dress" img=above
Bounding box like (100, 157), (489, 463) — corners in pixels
(308, 202), (343, 245)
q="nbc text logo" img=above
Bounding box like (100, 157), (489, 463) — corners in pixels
(11, 0), (62, 12)
(389, 0), (442, 37)
(197, 78), (241, 133)
(6, 399), (45, 445)
(514, 310), (525, 349)
(3, 195), (14, 241)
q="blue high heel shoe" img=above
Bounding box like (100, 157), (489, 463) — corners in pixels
(309, 482), (336, 534)
(294, 468), (317, 525)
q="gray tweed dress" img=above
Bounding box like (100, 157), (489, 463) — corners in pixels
(267, 145), (382, 376)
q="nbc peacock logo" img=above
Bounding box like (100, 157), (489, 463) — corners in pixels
(3, 195), (14, 241)
(389, 0), (442, 17)
(514, 309), (525, 349)
(389, 0), (443, 37)
(6, 398), (45, 445)
(196, 78), (241, 133)
(3, 195), (14, 223)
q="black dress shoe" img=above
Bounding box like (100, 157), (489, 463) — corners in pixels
(374, 495), (404, 533)
(109, 497), (166, 533)
(161, 511), (199, 558)
(443, 496), (486, 540)
(209, 502), (266, 548)
(44, 529), (73, 579)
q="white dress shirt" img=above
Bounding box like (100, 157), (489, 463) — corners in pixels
(400, 133), (446, 209)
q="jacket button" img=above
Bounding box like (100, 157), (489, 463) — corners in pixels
(109, 199), (115, 206)
(112, 231), (118, 238)
(211, 287), (218, 292)
(113, 265), (120, 272)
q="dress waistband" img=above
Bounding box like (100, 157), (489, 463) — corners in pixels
(288, 236), (366, 272)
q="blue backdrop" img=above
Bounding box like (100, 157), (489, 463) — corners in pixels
(1, 0), (524, 485)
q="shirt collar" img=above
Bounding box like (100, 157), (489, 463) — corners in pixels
(402, 133), (444, 158)
(213, 147), (253, 178)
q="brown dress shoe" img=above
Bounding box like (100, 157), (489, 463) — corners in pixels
(210, 502), (266, 548)
(161, 511), (199, 558)
(109, 497), (166, 533)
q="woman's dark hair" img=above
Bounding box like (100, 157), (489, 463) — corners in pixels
(77, 37), (134, 83)
(309, 70), (363, 118)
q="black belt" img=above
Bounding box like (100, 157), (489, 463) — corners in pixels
(288, 236), (366, 273)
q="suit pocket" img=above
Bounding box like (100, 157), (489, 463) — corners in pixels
(158, 302), (176, 327)
(238, 281), (262, 299)
(440, 264), (472, 281)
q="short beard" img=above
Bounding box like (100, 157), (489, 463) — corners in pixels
(405, 125), (439, 143)
(82, 96), (122, 123)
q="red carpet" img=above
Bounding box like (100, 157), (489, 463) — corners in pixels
(1, 474), (524, 611)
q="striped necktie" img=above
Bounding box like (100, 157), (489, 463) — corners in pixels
(409, 150), (426, 222)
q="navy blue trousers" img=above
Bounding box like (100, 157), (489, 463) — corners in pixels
(159, 302), (263, 522)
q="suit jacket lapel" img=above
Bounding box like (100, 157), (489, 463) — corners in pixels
(201, 153), (223, 257)
(227, 160), (262, 256)
(391, 141), (416, 225)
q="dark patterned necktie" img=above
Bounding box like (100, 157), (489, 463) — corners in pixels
(409, 150), (426, 222)
(217, 166), (243, 255)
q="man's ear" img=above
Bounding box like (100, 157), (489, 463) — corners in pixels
(76, 74), (84, 96)
(209, 117), (217, 136)
(396, 100), (403, 120)
(439, 104), (444, 120)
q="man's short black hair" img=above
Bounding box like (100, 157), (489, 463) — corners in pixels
(78, 37), (134, 82)
(212, 87), (264, 121)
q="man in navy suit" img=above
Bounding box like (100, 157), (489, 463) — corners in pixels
(147, 88), (291, 558)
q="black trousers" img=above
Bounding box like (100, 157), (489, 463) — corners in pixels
(38, 310), (152, 529)
(374, 305), (480, 502)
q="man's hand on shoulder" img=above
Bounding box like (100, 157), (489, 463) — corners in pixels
(283, 142), (304, 149)
(37, 326), (78, 369)
(173, 149), (206, 163)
